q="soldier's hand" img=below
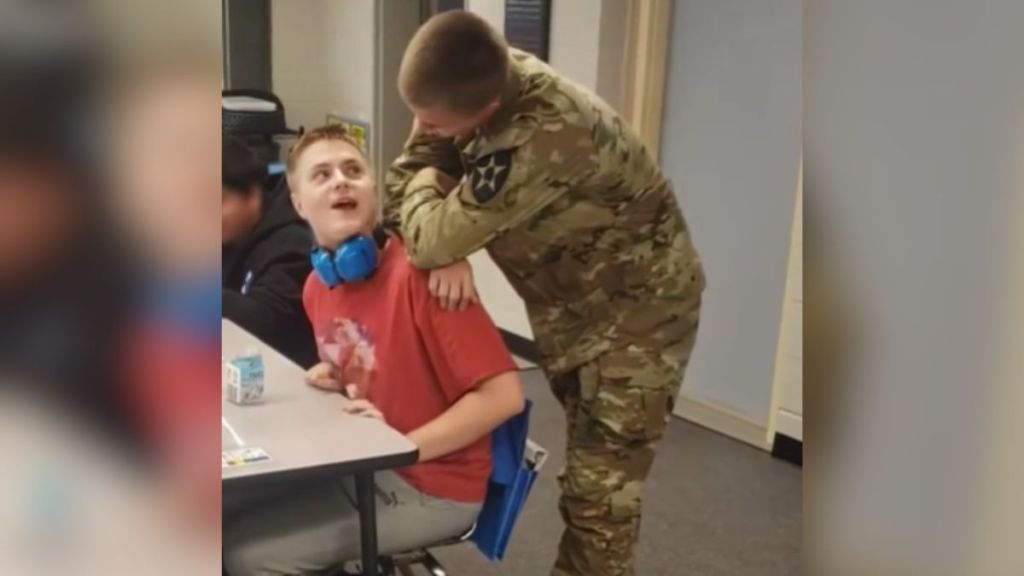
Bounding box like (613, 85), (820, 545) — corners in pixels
(305, 362), (342, 392)
(419, 166), (459, 194)
(429, 259), (479, 311)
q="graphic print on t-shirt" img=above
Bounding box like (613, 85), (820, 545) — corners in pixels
(317, 318), (377, 398)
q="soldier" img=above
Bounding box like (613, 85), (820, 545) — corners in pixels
(385, 11), (706, 576)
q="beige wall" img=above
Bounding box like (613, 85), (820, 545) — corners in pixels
(466, 0), (504, 33)
(270, 0), (328, 130)
(322, 0), (375, 125)
(271, 0), (375, 135)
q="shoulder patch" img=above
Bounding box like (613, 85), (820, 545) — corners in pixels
(470, 149), (514, 204)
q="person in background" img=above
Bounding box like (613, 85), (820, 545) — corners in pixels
(222, 136), (317, 368)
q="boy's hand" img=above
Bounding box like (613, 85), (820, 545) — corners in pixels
(343, 399), (385, 422)
(305, 362), (342, 392)
(429, 259), (478, 311)
(343, 384), (384, 421)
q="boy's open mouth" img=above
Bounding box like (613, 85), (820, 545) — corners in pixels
(331, 198), (358, 211)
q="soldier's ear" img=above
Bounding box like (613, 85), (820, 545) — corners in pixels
(474, 99), (502, 126)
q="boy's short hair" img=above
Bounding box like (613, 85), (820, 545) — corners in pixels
(285, 125), (368, 189)
(223, 136), (267, 195)
(398, 11), (509, 114)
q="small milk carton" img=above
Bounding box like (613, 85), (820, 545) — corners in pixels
(224, 353), (265, 405)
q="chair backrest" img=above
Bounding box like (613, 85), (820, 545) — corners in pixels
(388, 406), (545, 571)
(223, 89), (286, 110)
(470, 400), (543, 561)
(222, 89), (299, 138)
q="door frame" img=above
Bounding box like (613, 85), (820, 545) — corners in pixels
(621, 0), (673, 156)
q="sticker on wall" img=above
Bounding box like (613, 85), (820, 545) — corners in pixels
(326, 114), (371, 156)
(505, 0), (552, 61)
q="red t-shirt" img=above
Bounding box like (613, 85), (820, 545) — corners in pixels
(302, 237), (516, 503)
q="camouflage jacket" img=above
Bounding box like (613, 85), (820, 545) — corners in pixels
(384, 49), (705, 374)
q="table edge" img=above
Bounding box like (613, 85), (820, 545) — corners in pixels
(222, 446), (420, 485)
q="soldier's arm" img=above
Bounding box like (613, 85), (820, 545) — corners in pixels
(382, 128), (463, 229)
(400, 123), (594, 268)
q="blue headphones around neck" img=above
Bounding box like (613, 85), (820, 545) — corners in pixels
(310, 228), (388, 288)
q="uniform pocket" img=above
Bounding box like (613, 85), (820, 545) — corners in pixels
(565, 363), (601, 442)
(642, 389), (674, 442)
(588, 348), (681, 445)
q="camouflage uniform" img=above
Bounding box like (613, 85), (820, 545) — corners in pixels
(385, 48), (705, 576)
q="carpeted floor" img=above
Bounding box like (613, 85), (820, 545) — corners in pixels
(430, 368), (802, 576)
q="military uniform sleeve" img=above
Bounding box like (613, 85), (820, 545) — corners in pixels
(382, 132), (463, 229)
(400, 122), (594, 268)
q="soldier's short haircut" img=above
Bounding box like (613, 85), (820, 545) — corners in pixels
(398, 11), (510, 114)
(286, 125), (368, 189)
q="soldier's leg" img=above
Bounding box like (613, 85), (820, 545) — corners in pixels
(549, 369), (584, 438)
(550, 347), (686, 576)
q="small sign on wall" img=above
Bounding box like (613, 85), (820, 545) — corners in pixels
(504, 0), (552, 61)
(326, 114), (371, 155)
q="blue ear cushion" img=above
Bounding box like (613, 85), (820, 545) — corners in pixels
(311, 248), (341, 288)
(334, 235), (379, 282)
(310, 235), (380, 287)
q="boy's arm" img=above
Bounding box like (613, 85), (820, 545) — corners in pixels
(406, 270), (525, 463)
(399, 121), (594, 269)
(222, 244), (310, 350)
(382, 124), (464, 230)
(407, 370), (524, 462)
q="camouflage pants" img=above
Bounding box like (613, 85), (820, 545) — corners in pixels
(548, 342), (695, 576)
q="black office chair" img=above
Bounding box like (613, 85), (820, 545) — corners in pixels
(222, 89), (300, 136)
(335, 523), (475, 576)
(222, 88), (302, 164)
(338, 407), (543, 575)
(386, 523), (476, 576)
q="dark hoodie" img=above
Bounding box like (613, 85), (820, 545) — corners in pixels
(222, 175), (318, 368)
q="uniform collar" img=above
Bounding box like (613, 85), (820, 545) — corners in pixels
(499, 55), (524, 111)
(466, 55), (523, 146)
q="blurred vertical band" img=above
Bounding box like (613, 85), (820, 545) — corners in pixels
(1, 0), (221, 573)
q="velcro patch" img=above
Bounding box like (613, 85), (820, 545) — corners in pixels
(470, 149), (514, 204)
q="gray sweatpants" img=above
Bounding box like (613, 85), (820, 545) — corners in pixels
(223, 471), (481, 576)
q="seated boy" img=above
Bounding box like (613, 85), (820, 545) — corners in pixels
(222, 136), (318, 368)
(223, 126), (525, 576)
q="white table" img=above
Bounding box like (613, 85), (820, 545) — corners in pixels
(221, 320), (419, 574)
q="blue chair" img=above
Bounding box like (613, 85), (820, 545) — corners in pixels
(383, 400), (545, 574)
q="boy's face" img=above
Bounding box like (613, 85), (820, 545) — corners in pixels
(221, 185), (262, 245)
(408, 100), (500, 139)
(290, 139), (376, 249)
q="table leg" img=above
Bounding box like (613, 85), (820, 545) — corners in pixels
(355, 471), (379, 576)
